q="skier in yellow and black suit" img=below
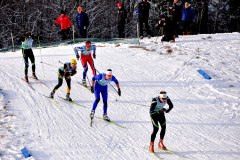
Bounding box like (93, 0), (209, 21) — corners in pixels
(50, 59), (77, 101)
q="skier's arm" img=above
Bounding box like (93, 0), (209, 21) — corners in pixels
(92, 74), (102, 87)
(112, 76), (121, 96)
(74, 47), (80, 59)
(166, 98), (173, 113)
(92, 45), (96, 54)
(111, 76), (120, 89)
(150, 98), (157, 114)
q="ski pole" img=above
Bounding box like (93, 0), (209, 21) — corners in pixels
(38, 35), (46, 79)
(40, 61), (57, 67)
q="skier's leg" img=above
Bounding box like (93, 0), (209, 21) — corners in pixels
(159, 114), (166, 139)
(52, 70), (64, 92)
(65, 75), (72, 101)
(81, 57), (88, 80)
(23, 49), (29, 76)
(92, 86), (101, 111)
(88, 56), (96, 76)
(28, 49), (36, 76)
(150, 114), (159, 142)
(101, 86), (108, 114)
(158, 113), (167, 149)
(65, 75), (71, 94)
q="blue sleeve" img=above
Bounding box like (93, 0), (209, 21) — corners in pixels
(92, 74), (102, 81)
(111, 76), (119, 84)
(92, 45), (96, 52)
(74, 47), (80, 56)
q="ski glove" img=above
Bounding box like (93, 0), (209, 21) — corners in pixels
(159, 108), (167, 113)
(93, 53), (96, 59)
(76, 54), (80, 60)
(118, 88), (121, 96)
(91, 86), (94, 93)
(70, 71), (77, 76)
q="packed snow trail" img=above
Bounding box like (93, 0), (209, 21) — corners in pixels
(0, 33), (240, 160)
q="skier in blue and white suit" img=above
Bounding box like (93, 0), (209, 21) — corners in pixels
(90, 69), (121, 122)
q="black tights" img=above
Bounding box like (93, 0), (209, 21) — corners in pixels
(53, 70), (71, 92)
(150, 113), (166, 142)
(23, 48), (35, 76)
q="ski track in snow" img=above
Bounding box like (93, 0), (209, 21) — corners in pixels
(0, 33), (240, 160)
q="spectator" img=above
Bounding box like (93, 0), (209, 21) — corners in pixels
(76, 4), (89, 38)
(160, 14), (175, 42)
(138, 0), (151, 38)
(116, 2), (127, 38)
(54, 10), (71, 40)
(182, 2), (194, 35)
(169, 0), (183, 37)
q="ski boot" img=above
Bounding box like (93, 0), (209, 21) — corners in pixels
(103, 113), (110, 122)
(149, 142), (154, 153)
(66, 93), (72, 101)
(82, 79), (87, 87)
(25, 75), (29, 83)
(90, 110), (95, 119)
(158, 139), (167, 150)
(49, 91), (55, 99)
(32, 72), (38, 80)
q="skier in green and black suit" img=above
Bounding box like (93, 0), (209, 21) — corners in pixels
(149, 91), (174, 153)
(21, 32), (37, 82)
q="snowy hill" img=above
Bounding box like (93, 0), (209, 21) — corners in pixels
(0, 33), (240, 160)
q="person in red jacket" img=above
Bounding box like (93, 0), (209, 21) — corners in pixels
(54, 10), (71, 40)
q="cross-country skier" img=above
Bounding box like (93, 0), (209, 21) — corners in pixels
(149, 91), (173, 153)
(74, 41), (96, 86)
(89, 69), (121, 121)
(49, 59), (77, 101)
(21, 32), (38, 82)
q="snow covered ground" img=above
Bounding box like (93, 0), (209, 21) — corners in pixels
(0, 33), (240, 160)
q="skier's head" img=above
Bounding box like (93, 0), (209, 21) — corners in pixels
(70, 58), (77, 68)
(24, 32), (31, 39)
(159, 91), (167, 102)
(105, 69), (112, 80)
(85, 41), (91, 50)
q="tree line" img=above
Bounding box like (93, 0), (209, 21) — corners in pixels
(0, 0), (239, 49)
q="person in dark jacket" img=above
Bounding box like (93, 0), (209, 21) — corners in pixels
(76, 4), (89, 38)
(138, 0), (151, 38)
(54, 10), (71, 40)
(116, 2), (127, 38)
(182, 2), (194, 35)
(149, 91), (173, 153)
(169, 0), (183, 37)
(160, 14), (175, 42)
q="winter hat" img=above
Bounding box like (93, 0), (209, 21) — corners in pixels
(106, 69), (112, 75)
(159, 91), (167, 99)
(85, 41), (91, 47)
(116, 2), (122, 7)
